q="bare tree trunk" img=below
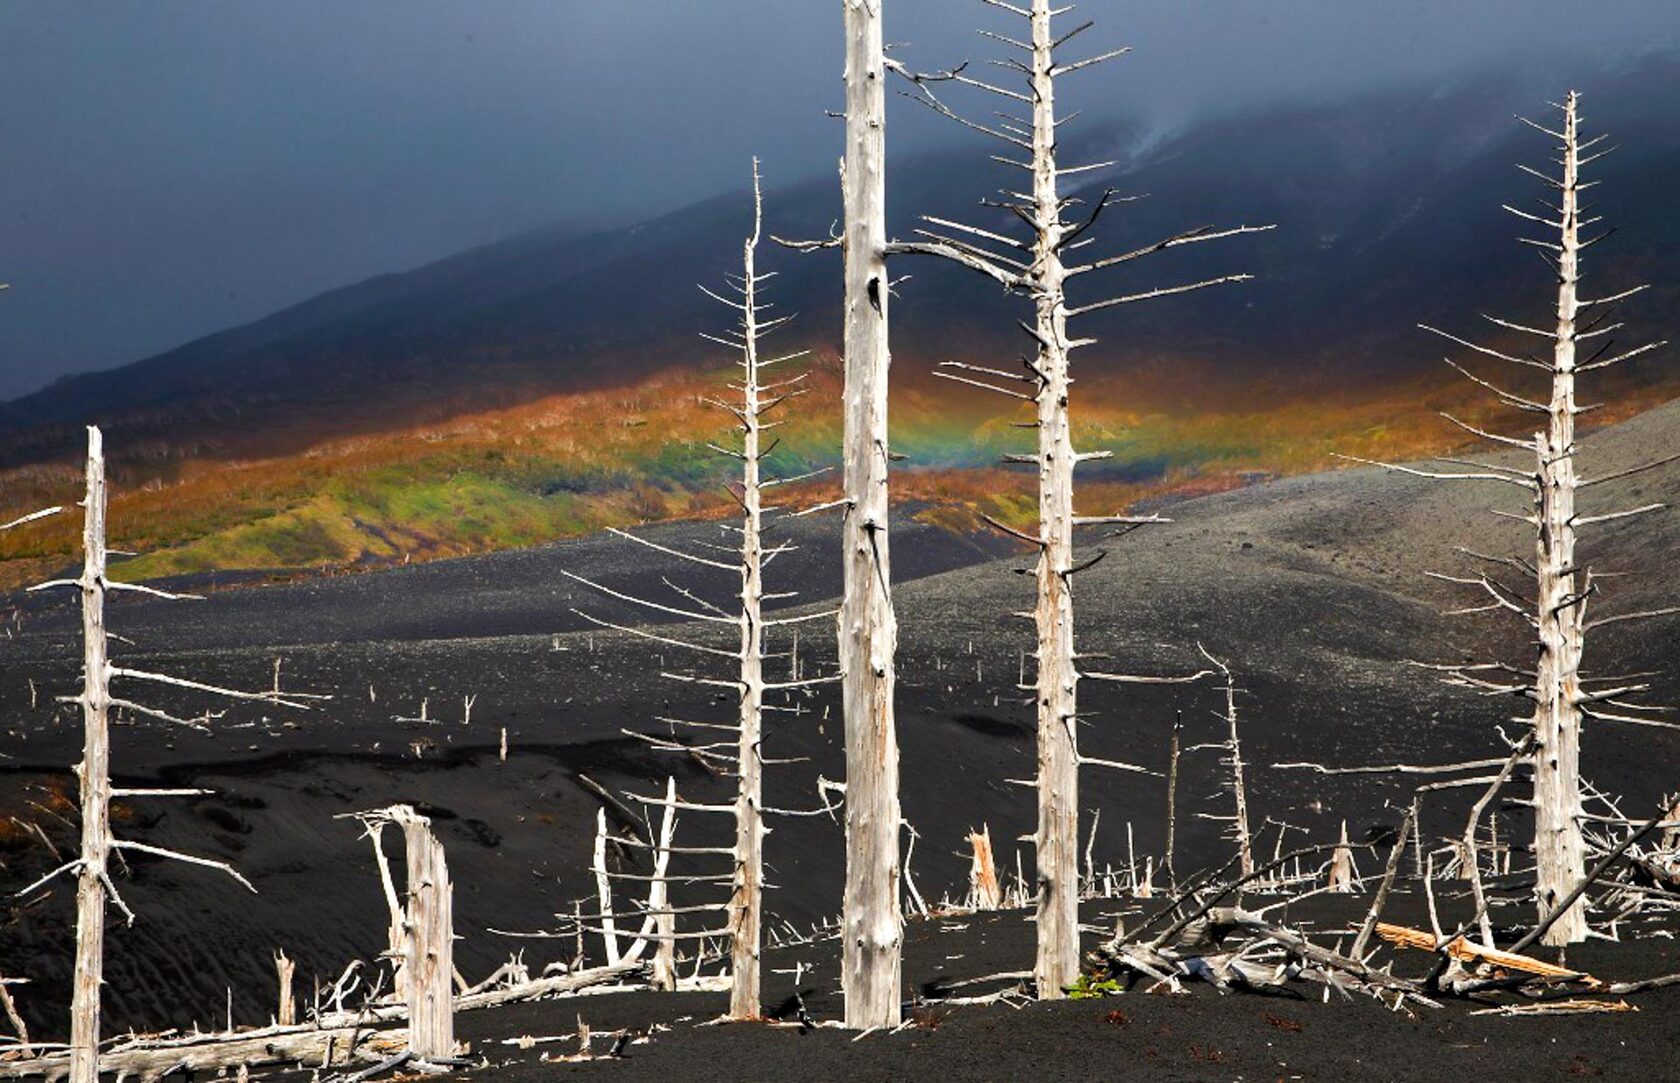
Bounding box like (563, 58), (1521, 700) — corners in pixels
(1224, 668), (1255, 879)
(1327, 822), (1354, 893)
(394, 806), (453, 1062)
(1022, 0), (1081, 1000)
(1350, 91), (1670, 944)
(650, 778), (678, 994)
(729, 180), (768, 1021)
(592, 809), (620, 966)
(1, 978), (32, 1057)
(840, 0), (902, 1030)
(368, 822), (409, 999)
(1165, 711), (1182, 891)
(69, 425), (110, 1083)
(885, 0), (1264, 1003)
(967, 824), (1002, 911)
(274, 951), (296, 1027)
(1532, 90), (1588, 947)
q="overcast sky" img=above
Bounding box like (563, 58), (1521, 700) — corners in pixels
(0, 1), (1674, 398)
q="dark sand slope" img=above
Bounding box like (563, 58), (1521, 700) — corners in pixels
(2, 399), (1679, 1045)
(448, 898), (1680, 1082)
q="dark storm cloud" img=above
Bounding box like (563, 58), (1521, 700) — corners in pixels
(0, 1), (1673, 397)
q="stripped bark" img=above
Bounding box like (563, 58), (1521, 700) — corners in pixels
(68, 427), (110, 1083)
(887, 0), (1264, 997)
(1327, 822), (1354, 893)
(728, 170), (768, 1020)
(275, 951), (296, 1027)
(1204, 648), (1255, 878)
(1346, 91), (1669, 945)
(650, 779), (679, 993)
(0, 977), (31, 1058)
(24, 427), (299, 1083)
(967, 825), (1002, 911)
(839, 0), (902, 1029)
(393, 806), (454, 1061)
(1531, 92), (1587, 945)
(591, 809), (620, 967)
(0, 1025), (407, 1082)
(569, 162), (826, 1020)
(1165, 711), (1182, 890)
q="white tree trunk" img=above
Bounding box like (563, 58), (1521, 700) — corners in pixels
(1023, 0), (1081, 999)
(730, 192), (768, 1020)
(1327, 822), (1354, 893)
(1222, 664), (1255, 878)
(69, 425), (111, 1083)
(839, 0), (902, 1030)
(591, 808), (620, 966)
(650, 778), (678, 993)
(1533, 90), (1588, 946)
(368, 822), (409, 1000)
(393, 806), (453, 1061)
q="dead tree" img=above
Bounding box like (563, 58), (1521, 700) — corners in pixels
(568, 163), (835, 1021)
(19, 427), (312, 1083)
(886, 0), (1266, 996)
(1345, 92), (1670, 945)
(838, 0), (902, 1030)
(966, 824), (1002, 910)
(394, 806), (455, 1062)
(1197, 648), (1254, 878)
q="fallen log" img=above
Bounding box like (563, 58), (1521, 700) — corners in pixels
(1373, 922), (1595, 986)
(1470, 998), (1636, 1017)
(0, 962), (649, 1081)
(0, 1024), (405, 1082)
(1206, 908), (1421, 996)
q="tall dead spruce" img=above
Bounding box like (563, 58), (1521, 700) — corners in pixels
(1347, 92), (1671, 946)
(568, 163), (836, 1020)
(19, 427), (313, 1083)
(887, 0), (1267, 997)
(838, 0), (903, 1030)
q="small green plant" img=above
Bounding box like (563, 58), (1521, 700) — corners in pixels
(1066, 973), (1123, 999)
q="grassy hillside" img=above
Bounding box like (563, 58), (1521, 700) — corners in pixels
(5, 349), (1673, 589)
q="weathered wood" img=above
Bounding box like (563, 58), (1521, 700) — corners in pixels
(69, 426), (110, 1083)
(729, 169), (768, 1020)
(839, 0), (903, 1030)
(0, 976), (30, 1058)
(889, 0), (1260, 1002)
(1210, 910), (1420, 995)
(591, 809), (620, 966)
(274, 950), (296, 1027)
(1532, 90), (1588, 946)
(1204, 649), (1255, 878)
(967, 824), (1002, 911)
(1024, 0), (1080, 999)
(1374, 922), (1592, 984)
(1327, 822), (1354, 893)
(365, 820), (408, 999)
(1350, 801), (1415, 958)
(0, 1025), (406, 1082)
(393, 806), (454, 1061)
(1164, 711), (1182, 890)
(650, 779), (679, 994)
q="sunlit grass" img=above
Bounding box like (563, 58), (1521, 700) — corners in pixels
(1, 356), (1672, 588)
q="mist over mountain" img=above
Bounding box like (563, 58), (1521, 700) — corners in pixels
(3, 56), (1677, 466)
